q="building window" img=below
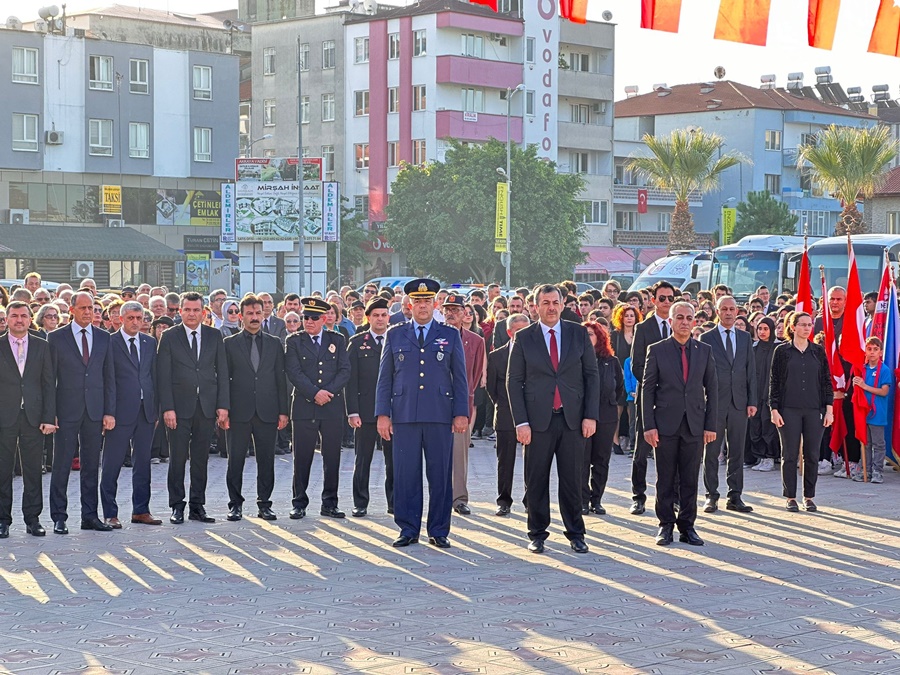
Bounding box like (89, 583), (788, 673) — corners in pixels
(413, 85), (426, 111)
(570, 103), (590, 124)
(388, 33), (400, 59)
(388, 87), (399, 113)
(355, 143), (369, 169)
(413, 139), (426, 165)
(615, 211), (637, 230)
(322, 145), (334, 173)
(525, 37), (535, 64)
(354, 37), (369, 63)
(194, 127), (212, 162)
(322, 40), (336, 69)
(387, 141), (399, 167)
(263, 47), (276, 75)
(498, 0), (512, 11)
(263, 98), (276, 126)
(657, 212), (672, 232)
(12, 113), (38, 152)
(355, 90), (369, 116)
(460, 34), (484, 58)
(129, 59), (149, 94)
(525, 90), (535, 116)
(302, 146), (310, 157)
(413, 30), (427, 56)
(888, 212), (900, 235)
(128, 122), (150, 158)
(299, 96), (309, 124)
(263, 148), (276, 158)
(89, 118), (113, 155)
(461, 88), (484, 112)
(298, 42), (309, 71)
(794, 209), (828, 237)
(570, 151), (588, 174)
(583, 200), (608, 226)
(322, 93), (335, 121)
(12, 47), (39, 84)
(192, 65), (212, 100)
(89, 55), (114, 90)
(800, 132), (818, 147)
(765, 173), (781, 195)
(569, 52), (590, 72)
(765, 129), (782, 151)
(355, 194), (369, 223)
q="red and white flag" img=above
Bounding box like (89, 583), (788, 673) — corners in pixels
(637, 189), (648, 214)
(869, 0), (900, 57)
(795, 240), (814, 315)
(560, 0), (588, 23)
(839, 237), (870, 446)
(641, 0), (683, 32)
(808, 0), (841, 49)
(714, 0), (773, 46)
(870, 254), (892, 342)
(467, 0), (497, 11)
(822, 272), (847, 454)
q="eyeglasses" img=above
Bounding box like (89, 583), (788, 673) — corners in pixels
(656, 295), (675, 303)
(44, 314), (59, 320)
(286, 319), (300, 324)
(227, 309), (240, 315)
(302, 315), (323, 321)
(364, 289), (376, 295)
(167, 306), (179, 313)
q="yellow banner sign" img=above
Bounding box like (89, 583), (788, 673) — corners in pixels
(495, 182), (508, 253)
(722, 207), (737, 244)
(101, 185), (122, 215)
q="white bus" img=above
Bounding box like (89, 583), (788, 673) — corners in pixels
(806, 234), (900, 294)
(707, 235), (810, 302)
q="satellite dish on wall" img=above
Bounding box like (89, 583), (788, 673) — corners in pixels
(714, 66), (726, 80)
(601, 10), (613, 21)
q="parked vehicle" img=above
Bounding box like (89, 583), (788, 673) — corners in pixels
(708, 235), (810, 303)
(805, 234), (900, 294)
(628, 250), (711, 297)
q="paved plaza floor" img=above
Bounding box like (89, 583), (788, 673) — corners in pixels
(0, 437), (899, 674)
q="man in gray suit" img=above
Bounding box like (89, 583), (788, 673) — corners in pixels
(699, 296), (756, 513)
(258, 292), (288, 343)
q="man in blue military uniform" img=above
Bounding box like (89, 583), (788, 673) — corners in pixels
(375, 279), (469, 549)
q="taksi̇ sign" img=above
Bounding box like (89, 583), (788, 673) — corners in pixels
(101, 185), (122, 215)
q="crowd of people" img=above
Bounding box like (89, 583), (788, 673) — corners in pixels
(0, 272), (890, 551)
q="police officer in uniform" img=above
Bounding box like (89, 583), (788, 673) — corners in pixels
(375, 279), (469, 549)
(285, 297), (351, 519)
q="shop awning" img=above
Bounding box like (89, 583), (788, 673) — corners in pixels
(576, 246), (638, 275)
(637, 247), (668, 267)
(0, 224), (184, 262)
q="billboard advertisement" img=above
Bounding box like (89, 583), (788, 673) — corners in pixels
(322, 181), (340, 242)
(185, 253), (210, 293)
(156, 189), (221, 226)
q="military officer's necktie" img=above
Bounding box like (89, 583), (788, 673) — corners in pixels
(250, 333), (260, 372)
(418, 326), (425, 348)
(313, 335), (320, 353)
(725, 329), (734, 363)
(81, 328), (90, 366)
(376, 335), (383, 347)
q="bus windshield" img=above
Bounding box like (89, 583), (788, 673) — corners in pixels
(808, 245), (884, 294)
(709, 250), (781, 299)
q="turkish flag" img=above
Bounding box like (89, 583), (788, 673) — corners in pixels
(714, 0), (772, 46)
(641, 0), (683, 32)
(560, 0), (588, 23)
(637, 189), (648, 214)
(869, 0), (900, 57)
(809, 0), (841, 50)
(840, 239), (870, 446)
(468, 0), (498, 10)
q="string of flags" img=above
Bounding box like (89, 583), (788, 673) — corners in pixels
(467, 0), (588, 23)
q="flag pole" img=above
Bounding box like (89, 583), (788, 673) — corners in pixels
(822, 263), (851, 478)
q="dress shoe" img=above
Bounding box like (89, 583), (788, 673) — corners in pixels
(703, 498), (718, 513)
(289, 507), (306, 520)
(527, 539), (545, 554)
(320, 506), (345, 519)
(656, 525), (674, 546)
(81, 518), (113, 532)
(351, 507), (367, 517)
(785, 499), (799, 512)
(428, 535), (451, 548)
(227, 506), (243, 522)
(590, 505), (606, 515)
(495, 505), (511, 516)
(53, 520), (68, 534)
(0, 523), (8, 538)
(105, 517), (122, 529)
(387, 506), (394, 515)
(804, 499), (818, 512)
(453, 503), (471, 515)
(170, 506), (185, 524)
(630, 500), (646, 515)
(726, 498), (753, 513)
(257, 507), (277, 520)
(679, 529), (704, 546)
(392, 535), (418, 547)
(570, 539), (589, 553)
(581, 506), (590, 515)
(26, 522), (46, 537)
(189, 508), (215, 523)
(131, 513), (162, 525)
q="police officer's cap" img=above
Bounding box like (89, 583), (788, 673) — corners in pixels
(404, 278), (440, 298)
(442, 293), (465, 307)
(364, 297), (389, 315)
(300, 297), (328, 315)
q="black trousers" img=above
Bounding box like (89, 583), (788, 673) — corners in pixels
(655, 416), (703, 532)
(352, 422), (393, 510)
(167, 406), (214, 509)
(50, 415), (103, 522)
(582, 417), (618, 507)
(842, 396), (862, 463)
(292, 418), (342, 510)
(226, 416), (277, 510)
(631, 389), (652, 503)
(496, 430), (518, 507)
(0, 411), (44, 525)
(151, 417), (170, 459)
(703, 403), (747, 500)
(523, 412), (585, 542)
(778, 408), (824, 499)
(748, 404), (779, 461)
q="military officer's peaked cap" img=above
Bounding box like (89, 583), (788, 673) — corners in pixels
(364, 297), (389, 315)
(442, 293), (465, 307)
(300, 297), (329, 315)
(404, 278), (440, 299)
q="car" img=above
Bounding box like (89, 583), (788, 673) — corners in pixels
(356, 276), (421, 293)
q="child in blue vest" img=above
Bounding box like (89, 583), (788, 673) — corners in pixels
(624, 356), (638, 456)
(851, 336), (893, 483)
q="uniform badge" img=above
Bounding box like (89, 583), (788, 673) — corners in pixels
(328, 343), (336, 353)
(437, 352), (444, 361)
(418, 283), (428, 293)
(398, 353), (405, 362)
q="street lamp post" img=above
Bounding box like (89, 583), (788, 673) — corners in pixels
(245, 133), (272, 157)
(500, 83), (525, 289)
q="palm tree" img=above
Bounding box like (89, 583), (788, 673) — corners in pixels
(627, 129), (745, 251)
(796, 124), (898, 235)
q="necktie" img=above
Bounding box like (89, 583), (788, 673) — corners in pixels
(418, 325), (425, 347)
(81, 328), (90, 366)
(725, 329), (734, 363)
(661, 321), (669, 339)
(129, 337), (139, 365)
(250, 333), (260, 372)
(681, 344), (689, 383)
(15, 338), (25, 376)
(376, 335), (384, 348)
(263, 319), (269, 333)
(191, 330), (199, 362)
(549, 328), (562, 410)
(312, 335), (320, 353)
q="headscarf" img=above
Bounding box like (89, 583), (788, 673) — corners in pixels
(220, 299), (241, 334)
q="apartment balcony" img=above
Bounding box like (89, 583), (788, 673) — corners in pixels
(783, 148), (798, 167)
(559, 70), (614, 101)
(436, 10), (524, 36)
(436, 55), (522, 91)
(613, 184), (703, 207)
(436, 110), (522, 144)
(558, 121), (611, 152)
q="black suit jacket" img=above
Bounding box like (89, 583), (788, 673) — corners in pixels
(0, 334), (55, 428)
(507, 321), (600, 433)
(642, 337), (718, 438)
(630, 315), (666, 383)
(486, 342), (514, 432)
(285, 330), (350, 421)
(109, 331), (158, 425)
(224, 329), (288, 424)
(157, 324), (229, 419)
(346, 330), (384, 423)
(492, 318), (510, 350)
(699, 326), (756, 411)
(47, 324), (116, 423)
(263, 315), (288, 344)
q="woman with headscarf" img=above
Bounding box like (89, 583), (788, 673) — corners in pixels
(748, 316), (779, 471)
(219, 299), (242, 336)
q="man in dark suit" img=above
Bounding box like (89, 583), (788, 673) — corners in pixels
(486, 312), (530, 516)
(100, 301), (161, 528)
(756, 285), (776, 315)
(285, 297), (351, 520)
(642, 301), (717, 547)
(629, 280), (675, 515)
(375, 279), (469, 549)
(347, 297), (393, 517)
(491, 295), (525, 351)
(258, 292), (288, 344)
(507, 284), (600, 554)
(47, 291), (116, 534)
(699, 296), (756, 513)
(157, 291), (230, 525)
(0, 302), (56, 537)
(223, 294), (289, 521)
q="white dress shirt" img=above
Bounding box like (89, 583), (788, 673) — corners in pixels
(119, 328), (141, 361)
(183, 323), (201, 355)
(540, 321), (561, 361)
(70, 321), (93, 358)
(655, 315), (671, 338)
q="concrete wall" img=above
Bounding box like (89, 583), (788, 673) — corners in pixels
(0, 30), (45, 172)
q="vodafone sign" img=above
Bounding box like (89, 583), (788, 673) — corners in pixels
(363, 234), (394, 253)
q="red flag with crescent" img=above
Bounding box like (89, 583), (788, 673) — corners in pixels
(637, 189), (648, 214)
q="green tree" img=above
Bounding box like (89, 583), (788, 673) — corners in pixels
(731, 190), (799, 241)
(626, 129), (745, 251)
(385, 139), (586, 285)
(796, 124), (899, 235)
(326, 196), (374, 288)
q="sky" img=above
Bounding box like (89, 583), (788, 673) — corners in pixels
(11, 0), (900, 100)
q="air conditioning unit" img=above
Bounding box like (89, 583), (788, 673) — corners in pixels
(592, 102), (607, 114)
(45, 130), (64, 145)
(489, 33), (502, 41)
(72, 261), (94, 279)
(9, 208), (29, 225)
(107, 218), (125, 228)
